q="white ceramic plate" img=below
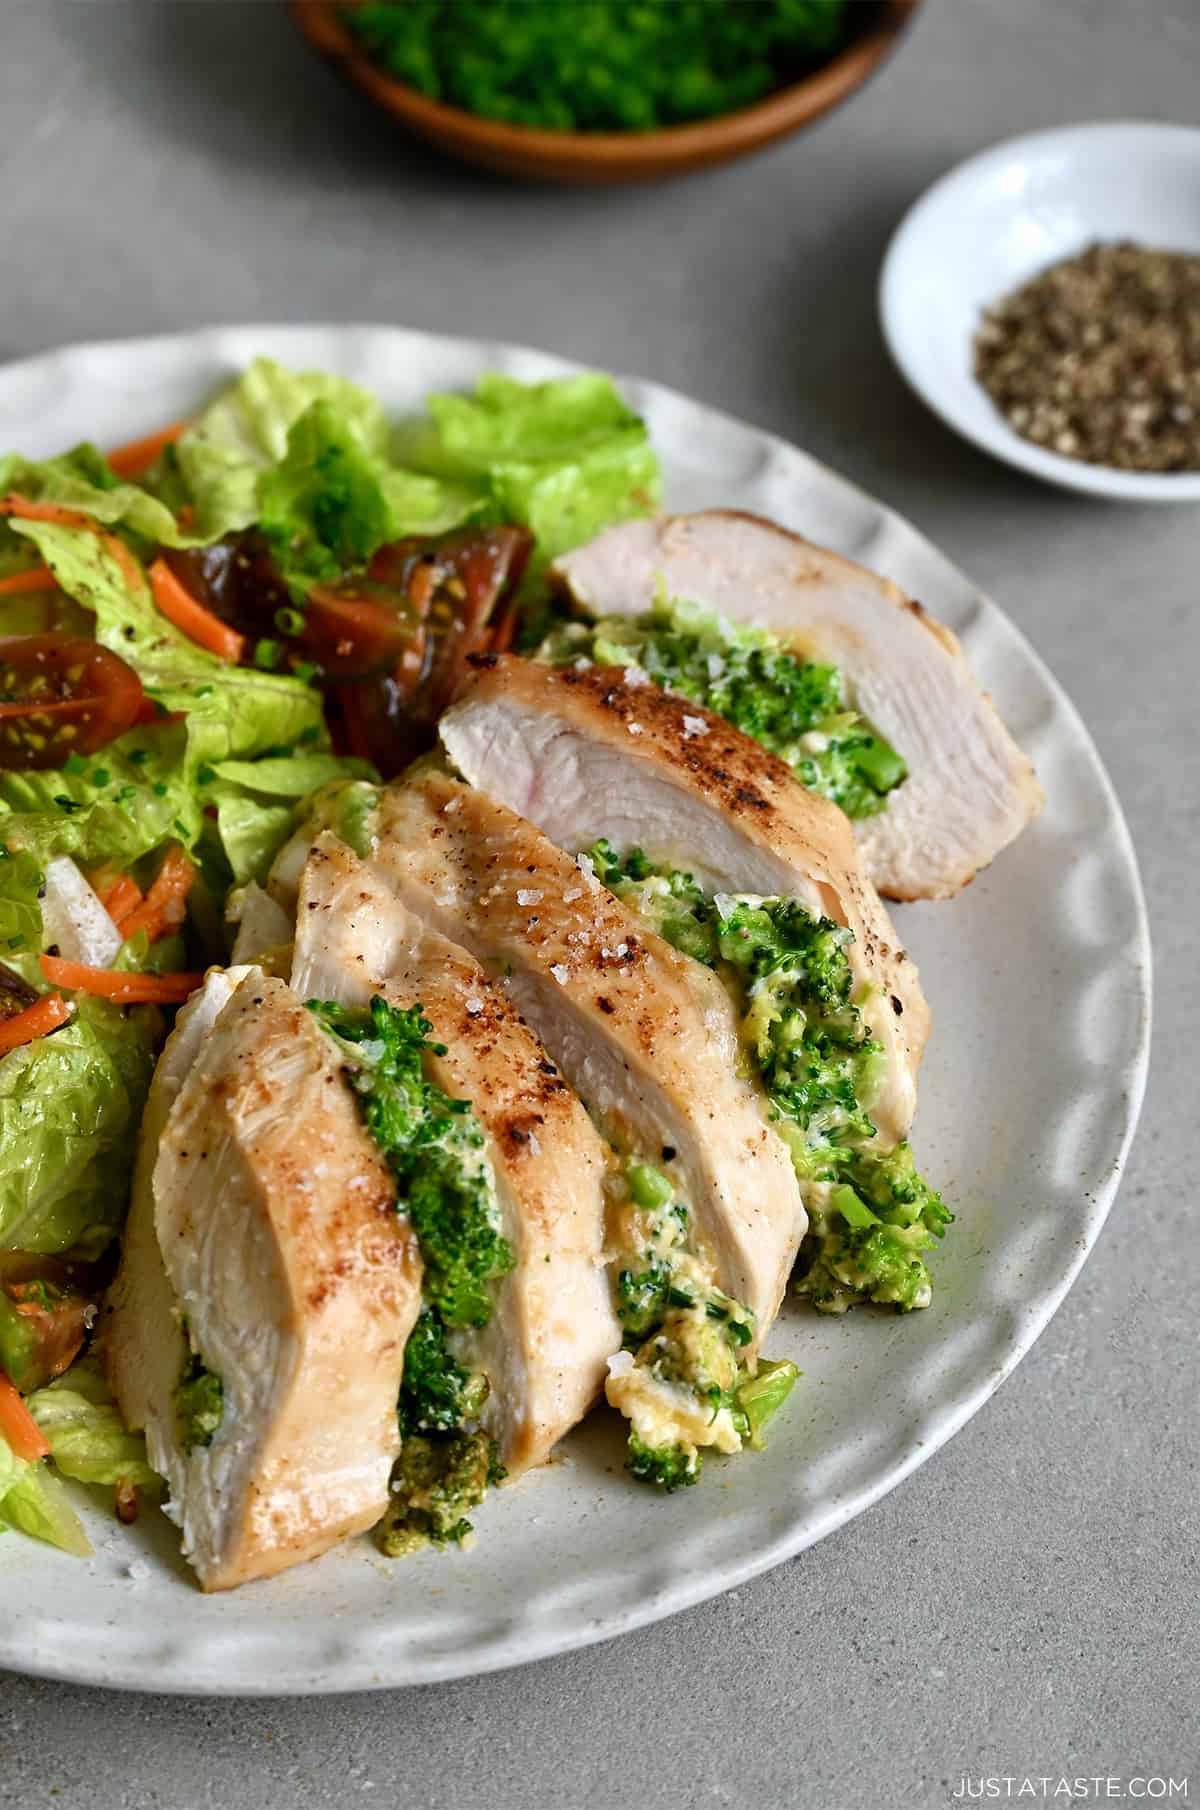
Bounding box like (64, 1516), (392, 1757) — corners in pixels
(880, 121), (1200, 502)
(3, 326), (1150, 1695)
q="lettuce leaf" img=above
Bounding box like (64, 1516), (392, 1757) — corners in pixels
(0, 1433), (91, 1555)
(403, 372), (661, 570)
(175, 359), (659, 585)
(0, 995), (154, 1256)
(0, 442), (190, 563)
(27, 1357), (159, 1489)
(175, 356), (397, 542)
(258, 398), (479, 593)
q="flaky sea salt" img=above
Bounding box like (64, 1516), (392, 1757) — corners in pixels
(576, 853), (600, 891)
(626, 722), (644, 736)
(623, 664), (649, 687)
(516, 888), (543, 907)
(550, 964), (569, 985)
(465, 995), (484, 1015)
(682, 715), (708, 739)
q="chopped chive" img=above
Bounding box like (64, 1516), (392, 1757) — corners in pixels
(253, 639), (281, 670)
(152, 782), (168, 797)
(63, 753), (87, 776)
(274, 606), (306, 637)
(89, 767), (110, 787)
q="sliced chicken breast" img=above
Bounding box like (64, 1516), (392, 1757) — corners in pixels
(104, 967), (251, 1445)
(552, 510), (1043, 901)
(369, 767), (807, 1339)
(441, 655), (926, 1144)
(290, 834), (620, 1474)
(109, 968), (421, 1591)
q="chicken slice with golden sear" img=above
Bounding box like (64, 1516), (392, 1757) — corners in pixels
(440, 654), (926, 1144)
(552, 510), (1042, 901)
(290, 833), (620, 1475)
(106, 968), (421, 1591)
(369, 767), (807, 1342)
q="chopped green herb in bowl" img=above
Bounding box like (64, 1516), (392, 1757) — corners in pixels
(341, 0), (851, 134)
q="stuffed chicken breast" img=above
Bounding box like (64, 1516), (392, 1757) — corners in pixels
(552, 510), (1042, 901)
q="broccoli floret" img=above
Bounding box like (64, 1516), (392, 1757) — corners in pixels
(796, 1220), (938, 1314)
(308, 996), (513, 1328)
(795, 1149), (952, 1313)
(376, 1431), (504, 1555)
(398, 1306), (488, 1436)
(626, 1433), (700, 1492)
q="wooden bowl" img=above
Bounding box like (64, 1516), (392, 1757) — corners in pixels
(289, 1), (922, 185)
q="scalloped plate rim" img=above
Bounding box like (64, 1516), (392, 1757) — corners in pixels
(0, 324), (1151, 1695)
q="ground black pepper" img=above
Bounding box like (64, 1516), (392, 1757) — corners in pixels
(974, 241), (1200, 472)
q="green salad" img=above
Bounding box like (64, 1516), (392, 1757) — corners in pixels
(0, 357), (658, 1555)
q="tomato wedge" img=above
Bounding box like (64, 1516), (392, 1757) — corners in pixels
(333, 526), (533, 775)
(0, 635), (146, 768)
(302, 578), (427, 680)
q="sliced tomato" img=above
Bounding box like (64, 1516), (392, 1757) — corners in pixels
(161, 533), (291, 646)
(302, 578), (427, 680)
(335, 526), (533, 775)
(0, 635), (146, 769)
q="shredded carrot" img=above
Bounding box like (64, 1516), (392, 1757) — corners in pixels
(39, 955), (203, 1005)
(0, 494), (96, 531)
(117, 845), (194, 942)
(106, 421), (186, 482)
(114, 1478), (139, 1525)
(0, 497), (148, 598)
(102, 532), (148, 598)
(0, 993), (73, 1056)
(175, 503), (196, 531)
(97, 874), (144, 927)
(0, 567), (57, 597)
(0, 1371), (50, 1461)
(148, 557), (244, 663)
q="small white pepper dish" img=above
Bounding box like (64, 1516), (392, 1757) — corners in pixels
(880, 122), (1200, 502)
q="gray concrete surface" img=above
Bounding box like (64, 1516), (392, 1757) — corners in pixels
(0, 1), (1196, 1806)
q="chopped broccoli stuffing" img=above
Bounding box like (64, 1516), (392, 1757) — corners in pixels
(606, 1158), (792, 1488)
(309, 995), (513, 1555)
(398, 1305), (488, 1437)
(594, 853), (950, 1312)
(544, 595), (906, 819)
(626, 1434), (700, 1492)
(308, 995), (513, 1329)
(175, 1352), (224, 1453)
(376, 1431), (505, 1555)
